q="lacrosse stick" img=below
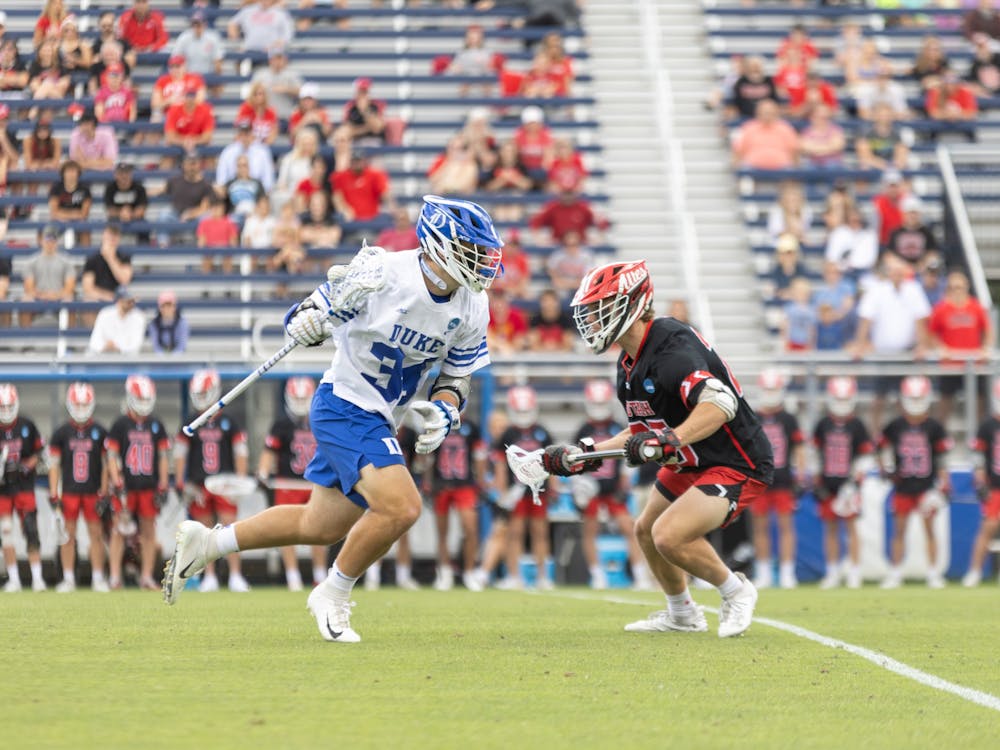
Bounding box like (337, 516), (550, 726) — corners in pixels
(52, 507), (70, 546)
(182, 245), (387, 436)
(204, 473), (259, 502)
(505, 446), (628, 506)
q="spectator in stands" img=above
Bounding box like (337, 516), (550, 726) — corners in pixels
(330, 150), (391, 222)
(22, 225), (76, 325)
(91, 12), (136, 73)
(0, 40), (28, 98)
(485, 139), (533, 222)
(198, 196), (240, 276)
(489, 228), (531, 302)
(798, 104), (847, 168)
(486, 289), (528, 355)
(57, 15), (91, 73)
(546, 137), (587, 193)
(774, 47), (809, 111)
(228, 0), (295, 57)
(825, 205), (879, 284)
(267, 203), (306, 296)
(849, 253), (932, 432)
(522, 53), (559, 100)
(152, 56), (207, 124)
(527, 288), (575, 352)
(790, 69), (841, 120)
(48, 160), (92, 246)
(813, 260), (857, 351)
(886, 196), (937, 268)
(158, 153), (215, 247)
(926, 72), (979, 122)
(767, 182), (813, 244)
(962, 0), (1000, 41)
(834, 21), (864, 72)
(911, 35), (951, 91)
(250, 47), (302, 125)
(374, 207), (418, 253)
(216, 121), (275, 193)
(23, 117), (61, 173)
(171, 12), (225, 84)
(88, 285), (145, 355)
(856, 61), (910, 121)
(68, 111), (117, 171)
(0, 222), (9, 321)
(428, 134), (480, 195)
(546, 230), (594, 297)
(966, 32), (1000, 96)
(118, 0), (168, 54)
(242, 194), (276, 252)
(34, 0), (68, 49)
(781, 277), (817, 351)
(94, 64), (137, 125)
(929, 268), (993, 423)
(87, 40), (131, 97)
(293, 155), (329, 212)
(857, 102), (910, 172)
(224, 155), (265, 218)
(767, 233), (808, 303)
(82, 225), (132, 308)
(540, 31), (574, 97)
(340, 77), (385, 143)
(918, 251), (947, 307)
(514, 106), (554, 186)
(299, 191), (342, 250)
(728, 56), (777, 120)
(731, 99), (799, 170)
(288, 83), (333, 143)
(275, 127), (320, 211)
(0, 103), (16, 161)
(104, 162), (149, 242)
(777, 23), (818, 64)
(164, 87), (216, 154)
(844, 38), (885, 96)
(529, 188), (609, 244)
(148, 289), (188, 354)
(462, 107), (499, 181)
(447, 24), (494, 85)
(236, 82), (280, 146)
(28, 39), (71, 100)
(872, 168), (907, 247)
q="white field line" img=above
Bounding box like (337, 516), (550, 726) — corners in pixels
(543, 590), (1000, 713)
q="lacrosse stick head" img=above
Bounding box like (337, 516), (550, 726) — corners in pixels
(0, 383), (19, 426)
(330, 243), (388, 309)
(831, 480), (861, 518)
(919, 488), (947, 518)
(66, 382), (96, 425)
(417, 195), (503, 293)
(505, 445), (547, 505)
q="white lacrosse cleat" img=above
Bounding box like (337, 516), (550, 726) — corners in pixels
(92, 578), (110, 593)
(962, 569), (981, 588)
(880, 569), (903, 590)
(589, 567), (608, 590)
(32, 578), (47, 592)
(462, 570), (484, 592)
(752, 570), (772, 590)
(228, 574), (251, 593)
(397, 576), (420, 591)
(624, 607), (708, 633)
(55, 579), (76, 593)
(198, 575), (220, 593)
(307, 584), (361, 643)
(536, 577), (555, 591)
(779, 567), (798, 590)
(819, 565), (841, 590)
(163, 520), (216, 605)
(494, 576), (524, 591)
(844, 566), (862, 589)
(718, 573), (758, 638)
(3, 579), (22, 593)
(433, 567), (454, 591)
(926, 571), (946, 589)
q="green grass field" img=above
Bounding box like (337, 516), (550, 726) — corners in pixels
(5, 585), (1000, 750)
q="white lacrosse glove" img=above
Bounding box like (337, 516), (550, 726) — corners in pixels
(409, 399), (460, 455)
(284, 299), (334, 347)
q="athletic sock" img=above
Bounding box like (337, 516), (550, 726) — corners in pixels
(666, 588), (695, 617)
(312, 565), (327, 585)
(717, 571), (743, 599)
(92, 570), (106, 584)
(286, 568), (302, 588)
(396, 563), (412, 583)
(62, 570), (75, 585)
(588, 565), (603, 578)
(779, 561), (795, 578)
(212, 525), (239, 557)
(29, 561), (43, 583)
(7, 563), (21, 585)
(325, 562), (358, 599)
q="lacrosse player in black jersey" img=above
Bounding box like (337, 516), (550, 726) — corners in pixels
(539, 261), (774, 638)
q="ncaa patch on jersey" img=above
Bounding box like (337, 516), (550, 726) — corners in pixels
(643, 378), (656, 394)
(448, 318), (460, 331)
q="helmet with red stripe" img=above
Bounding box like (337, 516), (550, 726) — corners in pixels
(900, 375), (932, 417)
(285, 376), (316, 419)
(125, 374), (156, 417)
(0, 383), (19, 425)
(189, 369), (221, 413)
(571, 260), (654, 354)
(506, 385), (538, 429)
(66, 382), (96, 425)
(756, 369), (786, 411)
(826, 376), (857, 419)
(583, 379), (615, 422)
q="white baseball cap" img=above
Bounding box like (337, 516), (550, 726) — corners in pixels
(521, 105), (544, 124)
(299, 82), (320, 100)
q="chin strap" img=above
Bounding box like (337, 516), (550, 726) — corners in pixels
(419, 253), (450, 291)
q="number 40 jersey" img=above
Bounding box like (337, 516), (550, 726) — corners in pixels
(323, 250), (491, 432)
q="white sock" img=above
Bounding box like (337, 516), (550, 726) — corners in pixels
(7, 563), (21, 585)
(396, 563), (411, 582)
(92, 570), (106, 584)
(62, 570), (75, 585)
(213, 525), (239, 557)
(779, 561), (795, 578)
(286, 568), (302, 587)
(756, 558), (772, 577)
(312, 566), (327, 584)
(825, 561), (839, 577)
(632, 562), (651, 582)
(666, 589), (695, 617)
(589, 565), (603, 578)
(30, 561), (43, 583)
(325, 562), (358, 599)
(718, 571), (743, 598)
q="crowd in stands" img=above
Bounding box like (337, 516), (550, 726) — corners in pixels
(0, 0), (601, 356)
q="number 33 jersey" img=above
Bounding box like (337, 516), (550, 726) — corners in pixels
(323, 250), (490, 431)
(616, 317), (773, 483)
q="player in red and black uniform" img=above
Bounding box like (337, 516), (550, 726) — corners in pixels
(572, 379), (653, 591)
(0, 384), (47, 592)
(878, 375), (952, 589)
(258, 376), (324, 591)
(963, 379), (1000, 587)
(751, 370), (805, 591)
(106, 375), (170, 590)
(48, 383), (112, 593)
(175, 369), (251, 594)
(540, 261), (772, 637)
(429, 416), (487, 592)
(812, 376), (874, 590)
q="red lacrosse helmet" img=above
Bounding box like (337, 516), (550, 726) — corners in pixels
(900, 375), (932, 417)
(506, 385), (538, 429)
(571, 260), (654, 354)
(826, 376), (857, 418)
(66, 382), (96, 424)
(0, 383), (19, 425)
(125, 374), (156, 417)
(285, 376), (316, 419)
(583, 378), (615, 422)
(189, 369), (221, 413)
(757, 369), (787, 411)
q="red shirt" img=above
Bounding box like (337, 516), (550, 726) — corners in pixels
(546, 57), (574, 96)
(492, 250), (530, 297)
(236, 103), (279, 143)
(288, 108), (331, 138)
(775, 63), (808, 104)
(929, 297), (989, 350)
(547, 153), (587, 192)
(154, 72), (206, 110)
(514, 126), (554, 171)
(197, 215), (239, 247)
(872, 193), (904, 247)
(165, 102), (215, 138)
(529, 199), (609, 242)
(488, 305), (529, 342)
(35, 16), (61, 42)
(95, 86), (136, 123)
(374, 226), (419, 252)
(926, 86), (979, 117)
(117, 9), (169, 51)
(792, 80), (839, 111)
(777, 39), (819, 62)
(330, 167), (389, 221)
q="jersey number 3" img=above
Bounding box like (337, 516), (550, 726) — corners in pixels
(364, 342), (432, 405)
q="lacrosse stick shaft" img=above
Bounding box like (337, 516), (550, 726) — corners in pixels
(567, 449), (627, 463)
(183, 340), (298, 436)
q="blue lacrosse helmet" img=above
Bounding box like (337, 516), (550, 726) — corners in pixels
(416, 195), (504, 292)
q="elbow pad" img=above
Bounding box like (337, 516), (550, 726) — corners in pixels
(697, 378), (738, 421)
(429, 373), (472, 411)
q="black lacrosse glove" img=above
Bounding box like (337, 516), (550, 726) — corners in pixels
(154, 485), (169, 510)
(95, 494), (113, 520)
(624, 428), (681, 467)
(541, 438), (602, 477)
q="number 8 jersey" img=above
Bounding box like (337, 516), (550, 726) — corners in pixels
(323, 250), (490, 431)
(49, 420), (109, 494)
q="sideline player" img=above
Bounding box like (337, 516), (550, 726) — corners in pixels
(175, 369), (251, 593)
(257, 376), (326, 592)
(964, 379), (1000, 587)
(48, 383), (113, 592)
(539, 261), (773, 637)
(0, 384), (47, 592)
(164, 195), (503, 643)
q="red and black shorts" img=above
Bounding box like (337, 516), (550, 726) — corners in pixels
(120, 489), (159, 520)
(749, 488), (796, 516)
(513, 493), (548, 520)
(62, 493), (102, 523)
(983, 490), (1000, 521)
(0, 491), (37, 516)
(581, 494), (630, 519)
(654, 465), (767, 529)
(188, 488), (238, 520)
(274, 488), (311, 506)
(434, 486), (478, 515)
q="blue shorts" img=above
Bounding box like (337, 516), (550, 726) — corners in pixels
(304, 384), (407, 509)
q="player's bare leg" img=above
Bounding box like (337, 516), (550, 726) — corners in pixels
(474, 516), (508, 588)
(57, 517), (79, 591)
(501, 515), (527, 589)
(434, 509), (454, 590)
(581, 514), (603, 588)
(138, 517), (158, 589)
(395, 531), (418, 589)
(457, 506), (480, 590)
(963, 516), (1000, 586)
(612, 510), (652, 590)
(776, 511), (797, 589)
(751, 511), (773, 588)
(2, 514), (22, 591)
(217, 509), (248, 592)
(311, 545), (329, 584)
(529, 515), (552, 589)
(86, 519), (109, 591)
(844, 519), (862, 588)
(109, 528), (124, 588)
(281, 545), (304, 590)
(883, 512), (907, 588)
(820, 521), (841, 589)
(922, 514), (943, 588)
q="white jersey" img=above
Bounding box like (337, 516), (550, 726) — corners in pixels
(322, 250), (490, 431)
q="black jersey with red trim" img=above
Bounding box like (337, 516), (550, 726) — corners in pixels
(971, 417), (1000, 489)
(433, 420), (486, 488)
(879, 416), (951, 494)
(264, 417), (316, 479)
(177, 416), (247, 484)
(0, 417), (45, 495)
(495, 424), (554, 485)
(616, 318), (773, 483)
(574, 419), (624, 495)
(758, 410), (803, 488)
(813, 416), (873, 487)
(107, 414), (170, 490)
(49, 421), (108, 494)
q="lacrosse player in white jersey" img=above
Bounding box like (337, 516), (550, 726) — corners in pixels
(164, 195), (503, 643)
